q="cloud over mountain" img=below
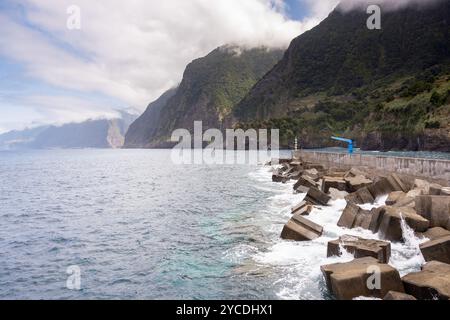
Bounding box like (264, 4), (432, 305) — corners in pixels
(0, 0), (305, 108)
(0, 0), (349, 131)
(338, 0), (444, 12)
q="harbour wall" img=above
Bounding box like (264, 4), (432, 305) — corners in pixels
(295, 150), (450, 183)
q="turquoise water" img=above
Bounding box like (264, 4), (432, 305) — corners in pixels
(0, 149), (428, 300)
(0, 149), (294, 299)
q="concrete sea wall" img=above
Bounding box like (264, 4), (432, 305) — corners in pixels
(295, 151), (450, 183)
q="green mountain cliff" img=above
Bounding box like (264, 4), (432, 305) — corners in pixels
(233, 0), (450, 151)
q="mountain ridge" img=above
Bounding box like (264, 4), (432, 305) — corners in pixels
(0, 112), (137, 150)
(124, 1), (450, 151)
(232, 0), (450, 151)
(124, 45), (284, 148)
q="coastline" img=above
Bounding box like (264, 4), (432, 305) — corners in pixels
(267, 154), (450, 300)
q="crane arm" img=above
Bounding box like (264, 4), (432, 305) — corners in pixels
(331, 136), (354, 154)
(331, 136), (353, 144)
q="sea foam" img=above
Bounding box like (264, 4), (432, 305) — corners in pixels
(243, 165), (428, 299)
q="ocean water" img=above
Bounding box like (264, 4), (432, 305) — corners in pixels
(0, 149), (428, 300)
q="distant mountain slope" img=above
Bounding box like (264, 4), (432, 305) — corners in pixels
(123, 45), (284, 148)
(0, 126), (49, 150)
(233, 0), (450, 151)
(0, 112), (137, 150)
(124, 88), (178, 148)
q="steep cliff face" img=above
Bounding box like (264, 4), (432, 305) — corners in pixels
(361, 129), (450, 152)
(233, 0), (450, 151)
(124, 88), (177, 148)
(124, 46), (284, 148)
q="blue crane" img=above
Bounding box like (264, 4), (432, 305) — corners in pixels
(331, 136), (354, 154)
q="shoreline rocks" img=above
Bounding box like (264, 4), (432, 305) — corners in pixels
(337, 202), (371, 230)
(281, 214), (323, 241)
(296, 185), (331, 206)
(402, 261), (450, 300)
(294, 175), (319, 191)
(270, 156), (450, 300)
(383, 291), (417, 300)
(415, 195), (450, 230)
(421, 227), (450, 240)
(322, 177), (347, 193)
(420, 236), (450, 264)
(321, 257), (404, 300)
(337, 204), (430, 242)
(327, 235), (391, 263)
(386, 191), (407, 206)
(291, 200), (313, 216)
(377, 207), (430, 242)
(345, 175), (373, 193)
(344, 174), (410, 205)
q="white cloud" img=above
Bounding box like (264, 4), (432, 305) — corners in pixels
(0, 0), (339, 131)
(1, 0), (304, 108)
(301, 0), (340, 26)
(0, 94), (121, 133)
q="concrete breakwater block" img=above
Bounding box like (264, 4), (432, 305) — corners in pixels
(383, 291), (417, 300)
(344, 175), (373, 193)
(291, 200), (313, 215)
(389, 174), (410, 193)
(393, 196), (415, 208)
(345, 174), (409, 205)
(337, 204), (429, 242)
(420, 235), (450, 264)
(272, 169), (288, 183)
(272, 162), (304, 182)
(326, 168), (348, 178)
(420, 227), (450, 240)
(294, 175), (318, 190)
(377, 207), (430, 242)
(322, 177), (347, 194)
(303, 168), (321, 181)
(402, 261), (450, 300)
(281, 214), (323, 241)
(344, 167), (367, 179)
(337, 202), (373, 230)
(415, 195), (450, 230)
(296, 185), (331, 206)
(429, 184), (450, 196)
(358, 187), (375, 204)
(386, 191), (407, 206)
(345, 187), (374, 205)
(327, 235), (391, 263)
(367, 177), (397, 199)
(303, 163), (325, 171)
(288, 170), (303, 180)
(321, 257), (404, 300)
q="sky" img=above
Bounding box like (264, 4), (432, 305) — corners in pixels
(0, 0), (342, 133)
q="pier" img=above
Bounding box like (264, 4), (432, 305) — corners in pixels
(295, 150), (450, 185)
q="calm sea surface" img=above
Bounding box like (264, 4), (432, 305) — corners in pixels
(0, 149), (439, 299)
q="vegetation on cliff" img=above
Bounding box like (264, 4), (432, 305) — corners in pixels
(234, 0), (450, 151)
(124, 46), (284, 148)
